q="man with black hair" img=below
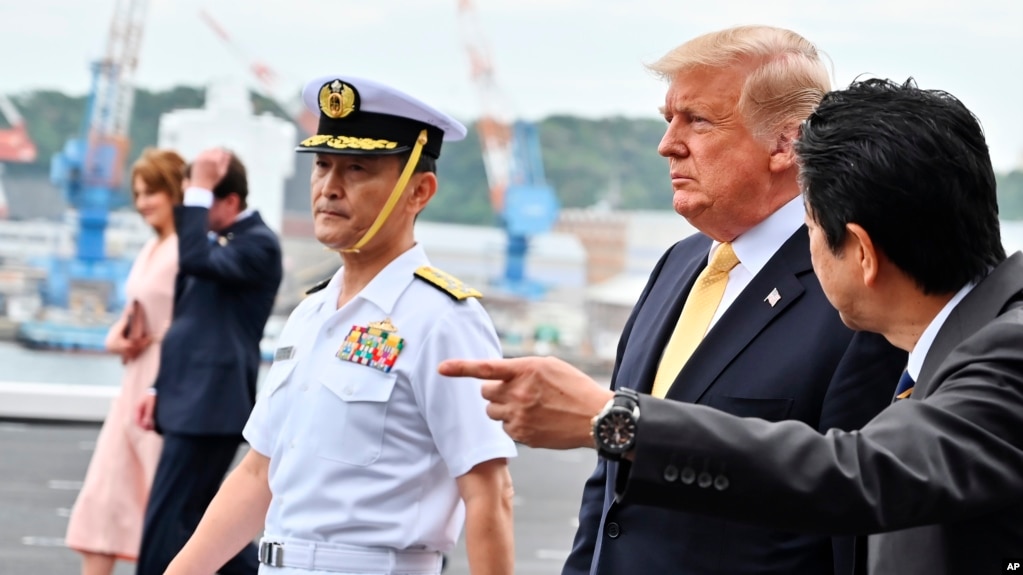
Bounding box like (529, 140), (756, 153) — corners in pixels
(135, 148), (283, 575)
(441, 78), (1023, 574)
(164, 76), (516, 575)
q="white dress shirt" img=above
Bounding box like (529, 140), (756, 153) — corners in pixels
(707, 195), (806, 329)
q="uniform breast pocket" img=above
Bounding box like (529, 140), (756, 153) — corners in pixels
(262, 361), (296, 397)
(315, 367), (398, 466)
(261, 360), (296, 422)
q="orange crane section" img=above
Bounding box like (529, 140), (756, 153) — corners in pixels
(457, 0), (514, 214)
(198, 9), (318, 137)
(0, 95), (38, 164)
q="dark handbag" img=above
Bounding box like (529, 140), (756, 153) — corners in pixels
(122, 299), (149, 342)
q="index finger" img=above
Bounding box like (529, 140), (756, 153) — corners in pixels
(438, 358), (523, 381)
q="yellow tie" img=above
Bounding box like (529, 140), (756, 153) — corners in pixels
(651, 242), (740, 399)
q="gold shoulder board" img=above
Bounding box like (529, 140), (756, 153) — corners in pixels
(414, 266), (483, 301)
(304, 277), (331, 295)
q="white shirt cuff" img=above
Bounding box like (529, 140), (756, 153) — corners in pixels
(183, 187), (215, 208)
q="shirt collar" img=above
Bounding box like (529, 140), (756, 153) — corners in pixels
(315, 243), (430, 315)
(712, 195), (804, 275)
(906, 281), (976, 381)
(234, 208), (255, 223)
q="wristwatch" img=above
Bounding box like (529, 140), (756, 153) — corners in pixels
(591, 387), (641, 461)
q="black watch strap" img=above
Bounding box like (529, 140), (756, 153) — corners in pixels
(615, 387), (640, 406)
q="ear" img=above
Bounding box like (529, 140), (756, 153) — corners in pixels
(845, 223), (879, 287)
(226, 192), (243, 213)
(407, 172), (437, 215)
(767, 124), (799, 174)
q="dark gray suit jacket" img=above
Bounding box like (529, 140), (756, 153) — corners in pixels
(617, 252), (1023, 575)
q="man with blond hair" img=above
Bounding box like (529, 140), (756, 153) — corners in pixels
(548, 26), (906, 575)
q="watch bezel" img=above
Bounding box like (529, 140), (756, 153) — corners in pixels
(593, 388), (640, 460)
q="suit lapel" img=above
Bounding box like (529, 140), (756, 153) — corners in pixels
(665, 229), (811, 404)
(918, 251), (1023, 395)
(620, 237), (709, 395)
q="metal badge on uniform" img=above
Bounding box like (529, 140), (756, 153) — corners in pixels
(274, 346), (296, 361)
(336, 318), (404, 373)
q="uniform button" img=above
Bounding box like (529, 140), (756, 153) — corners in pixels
(343, 385), (354, 397)
(714, 475), (730, 491)
(289, 440), (296, 449)
(300, 384), (309, 392)
(663, 465), (679, 483)
(697, 472), (713, 489)
(326, 327), (335, 336)
(680, 467), (696, 485)
(605, 522), (621, 539)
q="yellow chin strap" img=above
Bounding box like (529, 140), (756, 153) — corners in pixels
(339, 129), (429, 253)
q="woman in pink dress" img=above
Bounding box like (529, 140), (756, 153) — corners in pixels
(65, 148), (185, 575)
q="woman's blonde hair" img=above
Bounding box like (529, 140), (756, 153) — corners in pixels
(131, 148), (186, 205)
(647, 25), (831, 141)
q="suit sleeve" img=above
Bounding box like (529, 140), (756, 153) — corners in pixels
(814, 330), (906, 574)
(616, 316), (1023, 535)
(562, 243), (675, 575)
(175, 205), (281, 287)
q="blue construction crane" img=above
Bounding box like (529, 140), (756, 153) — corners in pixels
(18, 0), (150, 350)
(497, 121), (560, 299)
(458, 0), (560, 300)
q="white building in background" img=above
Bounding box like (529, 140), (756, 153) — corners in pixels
(157, 78), (296, 234)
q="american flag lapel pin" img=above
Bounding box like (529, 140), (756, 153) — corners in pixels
(765, 288), (781, 307)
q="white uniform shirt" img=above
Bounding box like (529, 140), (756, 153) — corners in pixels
(243, 243), (517, 552)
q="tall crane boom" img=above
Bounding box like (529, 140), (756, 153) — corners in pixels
(456, 0), (514, 213)
(456, 0), (559, 300)
(93, 0), (148, 144)
(199, 9), (318, 136)
(51, 0), (150, 262)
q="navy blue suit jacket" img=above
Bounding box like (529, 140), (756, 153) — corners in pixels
(563, 228), (906, 575)
(153, 206), (283, 436)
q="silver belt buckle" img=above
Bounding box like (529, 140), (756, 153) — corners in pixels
(258, 540), (284, 567)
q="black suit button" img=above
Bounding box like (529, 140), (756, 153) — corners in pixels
(697, 472), (713, 488)
(663, 465), (679, 482)
(680, 466), (696, 485)
(714, 474), (730, 491)
(605, 522), (621, 539)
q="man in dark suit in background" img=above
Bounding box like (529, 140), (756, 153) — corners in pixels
(135, 148), (283, 575)
(443, 25), (906, 575)
(442, 77), (1023, 575)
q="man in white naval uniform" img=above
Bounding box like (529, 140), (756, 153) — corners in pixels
(164, 75), (518, 575)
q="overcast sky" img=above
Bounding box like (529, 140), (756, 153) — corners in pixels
(2, 0), (1021, 171)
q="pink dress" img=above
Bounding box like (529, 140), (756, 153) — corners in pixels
(64, 234), (178, 560)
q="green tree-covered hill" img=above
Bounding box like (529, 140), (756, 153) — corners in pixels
(6, 86), (1023, 223)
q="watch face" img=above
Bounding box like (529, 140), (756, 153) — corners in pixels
(597, 408), (636, 453)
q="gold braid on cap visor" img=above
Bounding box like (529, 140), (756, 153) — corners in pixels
(338, 129), (429, 254)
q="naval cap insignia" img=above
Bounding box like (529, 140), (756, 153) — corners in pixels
(319, 79), (357, 119)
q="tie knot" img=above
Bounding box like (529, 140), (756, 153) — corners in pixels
(708, 242), (740, 274)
